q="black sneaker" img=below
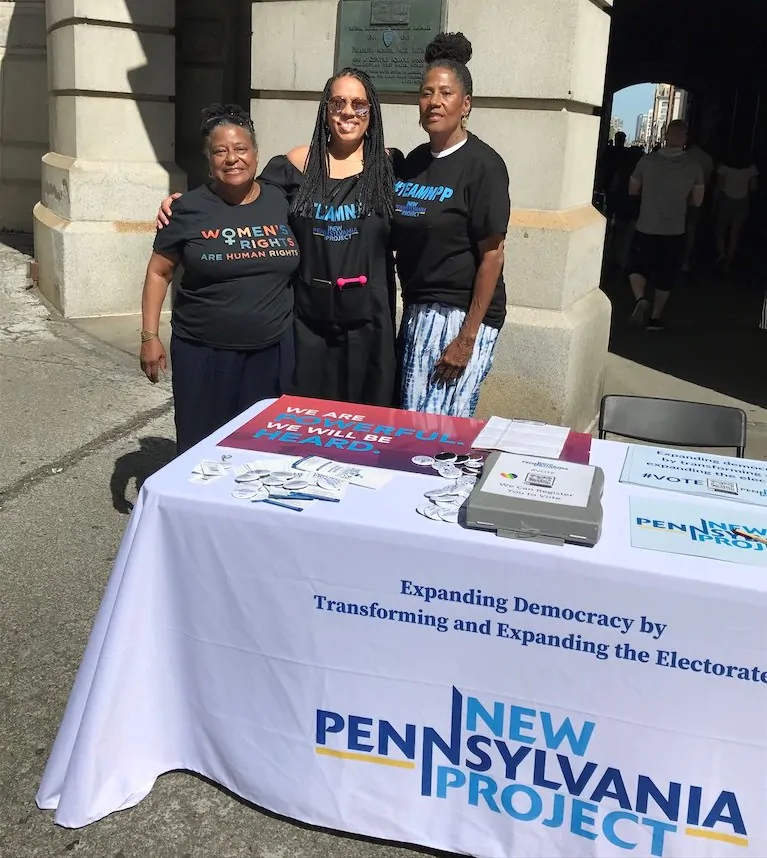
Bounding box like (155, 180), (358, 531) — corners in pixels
(629, 298), (650, 327)
(647, 317), (665, 331)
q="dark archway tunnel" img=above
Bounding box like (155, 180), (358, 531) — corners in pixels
(601, 0), (767, 409)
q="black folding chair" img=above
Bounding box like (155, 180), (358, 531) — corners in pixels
(598, 395), (747, 457)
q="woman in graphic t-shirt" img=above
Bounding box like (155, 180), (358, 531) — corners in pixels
(158, 70), (400, 408)
(392, 33), (510, 418)
(140, 104), (299, 454)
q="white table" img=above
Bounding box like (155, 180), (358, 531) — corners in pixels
(37, 400), (767, 857)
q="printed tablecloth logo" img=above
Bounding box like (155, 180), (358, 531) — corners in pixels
(316, 689), (748, 856)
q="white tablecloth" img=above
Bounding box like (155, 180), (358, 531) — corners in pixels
(37, 400), (767, 857)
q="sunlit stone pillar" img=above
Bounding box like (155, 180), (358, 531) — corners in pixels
(35, 0), (183, 317)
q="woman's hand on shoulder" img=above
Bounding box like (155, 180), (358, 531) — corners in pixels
(156, 193), (183, 229)
(286, 145), (310, 172)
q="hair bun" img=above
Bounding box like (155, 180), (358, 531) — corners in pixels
(424, 32), (472, 66)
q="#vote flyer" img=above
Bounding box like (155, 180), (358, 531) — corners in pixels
(218, 396), (486, 475)
(621, 445), (767, 507)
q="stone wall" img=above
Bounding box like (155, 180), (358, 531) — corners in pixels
(0, 0), (47, 231)
(250, 0), (614, 428)
(34, 0), (182, 318)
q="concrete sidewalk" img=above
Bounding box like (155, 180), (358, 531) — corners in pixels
(0, 240), (173, 496)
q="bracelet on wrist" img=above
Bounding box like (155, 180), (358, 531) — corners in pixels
(140, 330), (159, 343)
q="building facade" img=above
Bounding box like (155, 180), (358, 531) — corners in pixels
(634, 112), (648, 146)
(1, 0), (615, 430)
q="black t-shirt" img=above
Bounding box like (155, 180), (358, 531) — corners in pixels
(153, 183), (299, 350)
(258, 153), (400, 331)
(391, 133), (510, 329)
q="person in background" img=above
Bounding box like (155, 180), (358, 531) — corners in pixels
(158, 71), (400, 408)
(393, 32), (510, 417)
(682, 135), (714, 272)
(604, 131), (628, 219)
(627, 120), (705, 331)
(606, 136), (643, 272)
(714, 149), (759, 273)
(141, 104), (299, 454)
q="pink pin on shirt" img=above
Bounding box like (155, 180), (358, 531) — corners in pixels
(336, 276), (367, 289)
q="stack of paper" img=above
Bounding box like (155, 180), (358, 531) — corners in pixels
(472, 417), (569, 459)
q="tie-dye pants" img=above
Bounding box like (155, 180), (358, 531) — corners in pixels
(399, 302), (499, 417)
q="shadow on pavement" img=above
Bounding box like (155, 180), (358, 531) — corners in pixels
(110, 436), (176, 514)
(602, 219), (767, 408)
(185, 771), (458, 858)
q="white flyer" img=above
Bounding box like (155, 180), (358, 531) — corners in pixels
(481, 452), (594, 508)
(620, 445), (767, 507)
(472, 416), (569, 458)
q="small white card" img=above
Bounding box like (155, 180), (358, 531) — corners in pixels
(292, 456), (392, 490)
(191, 459), (233, 483)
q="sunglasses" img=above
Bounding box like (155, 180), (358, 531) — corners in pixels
(327, 97), (371, 117)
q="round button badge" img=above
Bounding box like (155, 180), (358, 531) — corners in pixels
(272, 471), (297, 481)
(421, 504), (445, 522)
(317, 476), (344, 492)
(283, 478), (310, 490)
(437, 465), (462, 480)
(235, 472), (264, 484)
(232, 487), (260, 500)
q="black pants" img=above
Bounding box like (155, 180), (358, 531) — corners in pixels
(171, 330), (295, 455)
(629, 231), (685, 290)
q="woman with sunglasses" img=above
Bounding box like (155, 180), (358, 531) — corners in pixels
(158, 69), (400, 408)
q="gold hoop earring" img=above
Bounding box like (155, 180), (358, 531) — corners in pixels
(461, 115), (469, 131)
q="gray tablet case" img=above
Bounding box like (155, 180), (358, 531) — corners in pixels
(465, 451), (605, 547)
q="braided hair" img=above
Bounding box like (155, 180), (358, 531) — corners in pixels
(291, 68), (394, 219)
(423, 32), (474, 102)
(201, 103), (257, 154)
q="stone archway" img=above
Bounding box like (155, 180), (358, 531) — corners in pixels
(607, 0), (767, 159)
(601, 0), (767, 408)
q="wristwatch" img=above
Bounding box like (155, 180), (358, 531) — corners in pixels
(140, 330), (159, 342)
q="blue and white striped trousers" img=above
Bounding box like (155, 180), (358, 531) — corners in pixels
(399, 302), (500, 417)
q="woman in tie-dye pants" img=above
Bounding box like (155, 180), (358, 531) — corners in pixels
(392, 32), (511, 418)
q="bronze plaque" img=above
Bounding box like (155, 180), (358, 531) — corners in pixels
(335, 0), (446, 94)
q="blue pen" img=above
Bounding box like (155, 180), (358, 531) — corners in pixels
(288, 492), (341, 503)
(268, 490), (341, 503)
(251, 497), (304, 511)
